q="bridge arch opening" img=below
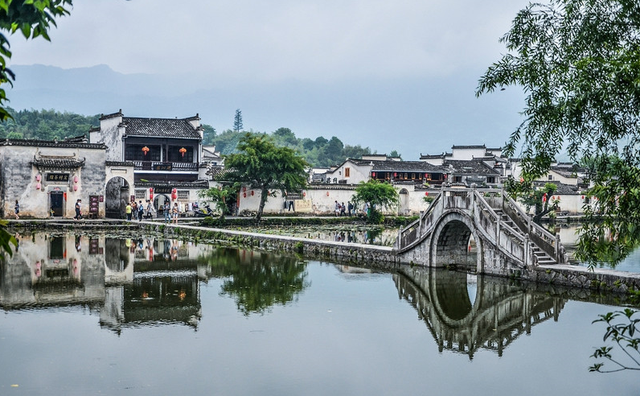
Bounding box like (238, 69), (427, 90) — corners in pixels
(432, 218), (479, 269)
(434, 269), (475, 321)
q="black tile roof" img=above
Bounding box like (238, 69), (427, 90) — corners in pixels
(136, 180), (210, 189)
(0, 138), (106, 149)
(350, 159), (444, 173)
(106, 161), (135, 167)
(99, 110), (123, 120)
(443, 159), (501, 175)
(31, 158), (86, 170)
(122, 117), (202, 139)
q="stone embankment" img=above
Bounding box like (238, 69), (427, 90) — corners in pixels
(8, 218), (640, 295)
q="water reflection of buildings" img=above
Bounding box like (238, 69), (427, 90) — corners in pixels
(0, 233), (214, 332)
(394, 267), (565, 359)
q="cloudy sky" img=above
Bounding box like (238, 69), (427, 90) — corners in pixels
(8, 0), (531, 159)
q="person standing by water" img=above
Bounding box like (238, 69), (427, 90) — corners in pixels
(125, 202), (132, 221)
(172, 202), (179, 224)
(74, 199), (82, 220)
(164, 201), (171, 223)
(14, 200), (19, 220)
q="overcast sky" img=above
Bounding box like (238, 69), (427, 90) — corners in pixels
(8, 0), (531, 159)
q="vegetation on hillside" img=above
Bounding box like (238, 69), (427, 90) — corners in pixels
(1, 108), (376, 167)
(0, 107), (99, 140)
(207, 127), (372, 167)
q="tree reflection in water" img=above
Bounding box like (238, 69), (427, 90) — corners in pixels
(204, 248), (309, 315)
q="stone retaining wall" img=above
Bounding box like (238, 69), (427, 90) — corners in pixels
(8, 219), (640, 295)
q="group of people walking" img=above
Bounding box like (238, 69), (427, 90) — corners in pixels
(334, 201), (355, 216)
(125, 200), (156, 221)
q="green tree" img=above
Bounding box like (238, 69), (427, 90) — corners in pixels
(478, 0), (640, 371)
(0, 1), (72, 258)
(222, 134), (308, 222)
(590, 306), (640, 373)
(233, 109), (243, 132)
(205, 248), (309, 316)
(201, 124), (216, 145)
(213, 129), (244, 154)
(343, 144), (372, 160)
(272, 127), (297, 147)
(352, 179), (399, 223)
(476, 0), (640, 263)
(0, 1), (72, 122)
(198, 184), (238, 219)
(389, 150), (401, 159)
(0, 219), (16, 260)
(506, 179), (559, 224)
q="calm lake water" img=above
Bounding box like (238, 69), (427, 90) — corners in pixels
(0, 231), (638, 395)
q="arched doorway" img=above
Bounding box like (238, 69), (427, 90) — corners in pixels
(154, 194), (171, 217)
(398, 188), (409, 215)
(105, 177), (130, 219)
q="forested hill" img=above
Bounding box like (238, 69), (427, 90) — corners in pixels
(0, 108), (100, 141)
(0, 108), (382, 167)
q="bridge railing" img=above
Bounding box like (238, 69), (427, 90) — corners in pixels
(501, 194), (558, 261)
(396, 191), (444, 251)
(396, 188), (504, 252)
(473, 190), (527, 263)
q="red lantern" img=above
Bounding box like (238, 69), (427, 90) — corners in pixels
(142, 146), (150, 156)
(581, 195), (585, 199)
(394, 172), (397, 177)
(251, 190), (254, 196)
(179, 147), (187, 157)
(243, 192), (247, 198)
(425, 191), (429, 196)
(171, 188), (177, 200)
(424, 173), (428, 178)
(149, 187), (154, 200)
(302, 192), (306, 197)
(371, 172), (376, 177)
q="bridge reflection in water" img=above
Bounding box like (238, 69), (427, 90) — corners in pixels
(1, 232), (564, 358)
(394, 267), (565, 359)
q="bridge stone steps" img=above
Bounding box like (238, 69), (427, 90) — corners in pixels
(532, 246), (557, 265)
(495, 210), (557, 265)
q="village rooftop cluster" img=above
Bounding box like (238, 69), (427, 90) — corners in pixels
(0, 110), (588, 219)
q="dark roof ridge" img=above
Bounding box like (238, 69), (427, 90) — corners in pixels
(99, 109), (123, 120)
(0, 138), (106, 149)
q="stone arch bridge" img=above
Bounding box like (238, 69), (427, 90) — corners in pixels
(394, 188), (566, 277)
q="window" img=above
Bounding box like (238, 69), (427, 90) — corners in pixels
(178, 191), (189, 200)
(548, 175), (553, 180)
(125, 144), (161, 161)
(344, 167), (350, 178)
(454, 176), (462, 183)
(487, 177), (496, 184)
(168, 146), (194, 163)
